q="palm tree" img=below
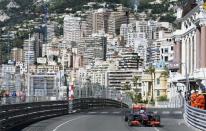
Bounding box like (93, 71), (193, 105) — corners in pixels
(161, 67), (169, 78)
(146, 66), (155, 101)
(133, 75), (140, 92)
(123, 81), (131, 90)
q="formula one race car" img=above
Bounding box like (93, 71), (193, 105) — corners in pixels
(125, 105), (161, 127)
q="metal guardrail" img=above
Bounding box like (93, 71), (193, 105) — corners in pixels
(72, 98), (128, 112)
(0, 100), (68, 131)
(0, 96), (60, 105)
(185, 102), (206, 131)
(0, 98), (129, 131)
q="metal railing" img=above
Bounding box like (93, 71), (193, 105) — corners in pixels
(0, 100), (68, 131)
(184, 102), (206, 131)
(0, 96), (59, 105)
(0, 98), (129, 131)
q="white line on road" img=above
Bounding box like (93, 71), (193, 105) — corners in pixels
(154, 127), (160, 131)
(173, 111), (182, 114)
(88, 112), (97, 114)
(52, 116), (89, 131)
(112, 111), (120, 114)
(162, 111), (170, 114)
(178, 121), (185, 126)
(101, 112), (108, 114)
(153, 111), (158, 114)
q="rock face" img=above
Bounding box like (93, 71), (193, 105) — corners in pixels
(0, 10), (10, 22)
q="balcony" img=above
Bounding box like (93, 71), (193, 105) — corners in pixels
(168, 62), (180, 71)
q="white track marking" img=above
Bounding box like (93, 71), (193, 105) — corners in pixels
(52, 116), (89, 131)
(154, 127), (160, 131)
(88, 112), (97, 114)
(173, 111), (182, 114)
(153, 111), (158, 114)
(162, 111), (170, 114)
(101, 112), (108, 114)
(113, 111), (120, 114)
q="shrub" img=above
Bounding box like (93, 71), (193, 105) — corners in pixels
(157, 95), (168, 101)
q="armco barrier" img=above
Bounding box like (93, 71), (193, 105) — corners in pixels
(72, 98), (129, 111)
(185, 102), (206, 131)
(0, 100), (68, 131)
(0, 98), (128, 131)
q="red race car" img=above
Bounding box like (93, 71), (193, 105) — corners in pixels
(126, 105), (161, 127)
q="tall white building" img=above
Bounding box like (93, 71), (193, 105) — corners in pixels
(120, 23), (136, 43)
(23, 37), (35, 65)
(136, 20), (157, 40)
(106, 70), (142, 90)
(46, 22), (56, 42)
(79, 34), (107, 66)
(64, 15), (82, 44)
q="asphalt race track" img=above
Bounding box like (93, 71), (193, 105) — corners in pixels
(21, 109), (195, 131)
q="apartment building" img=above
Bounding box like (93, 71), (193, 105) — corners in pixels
(11, 48), (23, 62)
(64, 15), (82, 43)
(92, 9), (110, 34)
(23, 37), (35, 65)
(106, 70), (142, 90)
(108, 11), (127, 36)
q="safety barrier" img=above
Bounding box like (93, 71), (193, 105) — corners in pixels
(184, 102), (206, 131)
(0, 100), (68, 131)
(72, 98), (129, 112)
(0, 98), (128, 131)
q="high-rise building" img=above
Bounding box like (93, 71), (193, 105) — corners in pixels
(46, 22), (56, 42)
(11, 48), (23, 62)
(151, 38), (174, 65)
(120, 23), (135, 43)
(118, 52), (143, 70)
(108, 11), (127, 36)
(82, 11), (93, 37)
(64, 15), (82, 44)
(33, 32), (44, 58)
(23, 38), (35, 65)
(106, 70), (141, 90)
(136, 20), (157, 40)
(92, 9), (110, 34)
(79, 34), (107, 66)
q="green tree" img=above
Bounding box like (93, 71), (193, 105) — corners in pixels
(133, 93), (142, 104)
(133, 75), (140, 91)
(146, 66), (155, 101)
(123, 81), (131, 90)
(161, 67), (169, 78)
(157, 95), (168, 101)
(0, 89), (6, 97)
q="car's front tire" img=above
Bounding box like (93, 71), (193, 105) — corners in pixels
(124, 116), (128, 121)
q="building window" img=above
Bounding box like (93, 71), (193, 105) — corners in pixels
(157, 90), (160, 96)
(165, 48), (168, 53)
(157, 78), (160, 85)
(171, 46), (173, 51)
(165, 56), (168, 62)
